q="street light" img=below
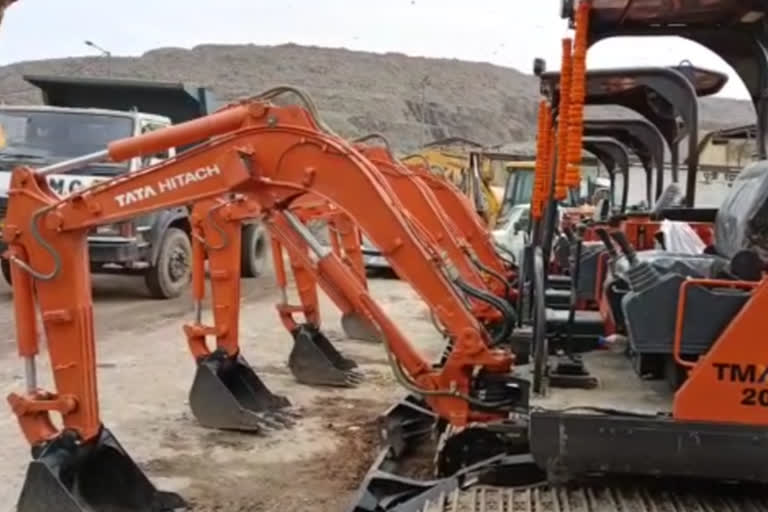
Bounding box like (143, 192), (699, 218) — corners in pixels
(84, 40), (112, 76)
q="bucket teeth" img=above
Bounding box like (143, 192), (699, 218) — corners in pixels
(189, 351), (298, 432)
(288, 323), (364, 388)
(344, 369), (366, 386)
(17, 428), (187, 512)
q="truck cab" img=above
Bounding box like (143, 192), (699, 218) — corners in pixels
(0, 75), (267, 298)
(0, 104), (195, 297)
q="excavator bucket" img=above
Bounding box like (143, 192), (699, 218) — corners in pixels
(289, 323), (364, 387)
(189, 350), (295, 431)
(17, 428), (186, 512)
(341, 311), (383, 342)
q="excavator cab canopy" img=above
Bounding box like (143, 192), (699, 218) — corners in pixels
(570, 0), (766, 31)
(565, 0), (768, 160)
(582, 137), (631, 213)
(583, 118), (667, 209)
(540, 65), (727, 204)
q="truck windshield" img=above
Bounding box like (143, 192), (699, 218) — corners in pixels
(0, 110), (133, 169)
(497, 167), (534, 227)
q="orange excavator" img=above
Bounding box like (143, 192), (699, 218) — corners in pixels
(3, 93), (527, 510)
(185, 129), (520, 397)
(356, 139), (515, 305)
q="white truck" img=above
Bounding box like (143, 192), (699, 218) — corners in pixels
(0, 75), (267, 298)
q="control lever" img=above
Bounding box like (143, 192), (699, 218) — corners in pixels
(609, 231), (638, 266)
(609, 230), (661, 292)
(562, 225), (575, 242)
(594, 228), (617, 259)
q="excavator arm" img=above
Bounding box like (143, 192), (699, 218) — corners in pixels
(406, 161), (514, 285)
(361, 145), (507, 312)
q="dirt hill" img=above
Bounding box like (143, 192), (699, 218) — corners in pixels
(0, 43), (755, 152)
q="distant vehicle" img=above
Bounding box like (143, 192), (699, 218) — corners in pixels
(0, 75), (267, 298)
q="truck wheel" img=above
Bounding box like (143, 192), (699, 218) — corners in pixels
(241, 223), (268, 278)
(1, 258), (11, 286)
(145, 227), (191, 299)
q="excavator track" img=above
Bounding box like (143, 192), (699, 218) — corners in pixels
(421, 484), (768, 512)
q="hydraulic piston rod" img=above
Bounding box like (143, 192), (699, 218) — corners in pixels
(282, 211), (331, 259)
(36, 150), (110, 176)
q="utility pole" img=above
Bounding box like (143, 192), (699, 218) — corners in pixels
(85, 40), (112, 76)
(420, 75), (431, 146)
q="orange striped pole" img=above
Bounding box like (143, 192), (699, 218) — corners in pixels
(531, 100), (552, 220)
(566, 1), (591, 189)
(555, 38), (573, 201)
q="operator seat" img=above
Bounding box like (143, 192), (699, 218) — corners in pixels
(617, 161), (768, 379)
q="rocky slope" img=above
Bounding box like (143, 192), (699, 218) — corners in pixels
(0, 43), (755, 152)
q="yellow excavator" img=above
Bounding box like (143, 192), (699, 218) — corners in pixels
(402, 140), (533, 228)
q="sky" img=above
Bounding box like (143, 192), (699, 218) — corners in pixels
(0, 0), (751, 100)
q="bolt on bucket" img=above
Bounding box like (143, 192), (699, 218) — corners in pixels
(288, 323), (363, 387)
(341, 311), (382, 343)
(189, 350), (296, 432)
(17, 427), (186, 512)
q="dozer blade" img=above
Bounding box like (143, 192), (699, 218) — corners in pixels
(17, 427), (186, 512)
(341, 311), (382, 343)
(189, 350), (296, 432)
(289, 323), (364, 387)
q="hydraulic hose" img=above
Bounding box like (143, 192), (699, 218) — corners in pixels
(429, 309), (449, 337)
(10, 204), (61, 281)
(352, 133), (392, 153)
(191, 198), (231, 251)
(464, 247), (511, 300)
(383, 340), (522, 410)
(452, 277), (516, 346)
(249, 85), (339, 137)
(493, 243), (517, 267)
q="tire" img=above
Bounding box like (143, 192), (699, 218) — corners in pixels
(145, 227), (192, 299)
(1, 258), (11, 286)
(241, 223), (268, 278)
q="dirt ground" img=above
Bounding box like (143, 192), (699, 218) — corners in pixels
(0, 269), (446, 511)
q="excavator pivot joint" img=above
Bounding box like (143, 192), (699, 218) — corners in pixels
(8, 391), (77, 416)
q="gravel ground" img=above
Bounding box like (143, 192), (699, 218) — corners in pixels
(0, 269), (445, 511)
